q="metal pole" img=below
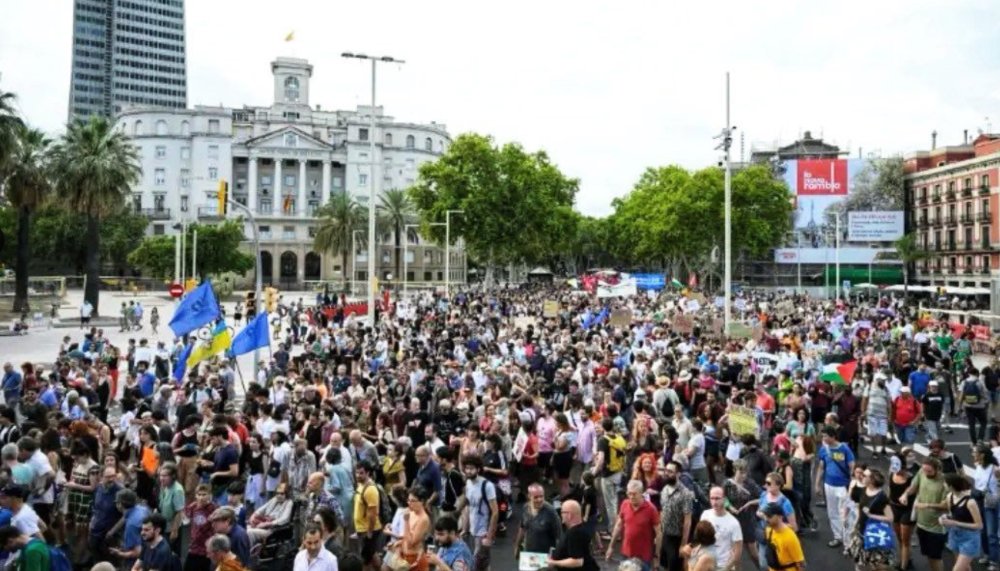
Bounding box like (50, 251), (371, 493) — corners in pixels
(174, 233), (181, 284)
(722, 72), (733, 335)
(192, 229), (198, 283)
(367, 59), (377, 328)
(796, 233), (802, 294)
(836, 212), (841, 301)
(352, 231), (357, 296)
(404, 224), (415, 295)
(180, 222), (186, 285)
(226, 199), (262, 383)
(445, 209), (464, 299)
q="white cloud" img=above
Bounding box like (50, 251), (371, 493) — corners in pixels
(2, 0), (998, 215)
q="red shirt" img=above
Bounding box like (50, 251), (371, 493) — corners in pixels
(521, 434), (539, 467)
(184, 501), (218, 556)
(618, 499), (659, 562)
(893, 396), (922, 425)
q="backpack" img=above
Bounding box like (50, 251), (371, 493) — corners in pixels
(363, 483), (394, 526)
(660, 393), (675, 419)
(476, 479), (499, 520)
(604, 434), (626, 473)
(26, 540), (72, 571)
(962, 379), (982, 406)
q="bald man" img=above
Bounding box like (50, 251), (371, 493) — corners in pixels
(548, 500), (599, 571)
(304, 471), (340, 519)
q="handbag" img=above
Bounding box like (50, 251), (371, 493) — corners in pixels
(863, 520), (897, 551)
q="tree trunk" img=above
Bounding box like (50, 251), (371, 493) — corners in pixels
(84, 215), (101, 316)
(394, 223), (402, 287)
(12, 206), (31, 313)
(903, 266), (909, 300)
(341, 250), (349, 293)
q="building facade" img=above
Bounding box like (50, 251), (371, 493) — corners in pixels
(69, 0), (187, 120)
(116, 57), (462, 289)
(905, 134), (1000, 287)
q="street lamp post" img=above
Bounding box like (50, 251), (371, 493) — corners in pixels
(342, 52), (405, 328)
(445, 209), (464, 299)
(226, 199), (262, 382)
(715, 72), (735, 335)
(352, 229), (364, 295)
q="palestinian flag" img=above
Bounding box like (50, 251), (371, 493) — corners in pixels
(671, 278), (683, 288)
(819, 360), (857, 385)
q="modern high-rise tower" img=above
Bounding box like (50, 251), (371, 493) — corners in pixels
(68, 0), (187, 121)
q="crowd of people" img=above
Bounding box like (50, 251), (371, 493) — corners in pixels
(0, 284), (999, 571)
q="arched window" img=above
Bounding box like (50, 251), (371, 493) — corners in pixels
(155, 120), (167, 135)
(405, 135), (415, 149)
(180, 120), (190, 136)
(384, 132), (393, 146)
(284, 76), (300, 102)
(134, 120), (144, 136)
(424, 137), (432, 151)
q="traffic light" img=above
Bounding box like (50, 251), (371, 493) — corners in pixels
(217, 179), (228, 215)
(264, 286), (279, 313)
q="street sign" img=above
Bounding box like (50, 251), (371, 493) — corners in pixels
(169, 283), (184, 298)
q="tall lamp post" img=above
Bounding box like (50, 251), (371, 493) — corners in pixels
(226, 199), (262, 382)
(352, 229), (364, 295)
(715, 72), (735, 335)
(445, 209), (464, 299)
(342, 52), (405, 327)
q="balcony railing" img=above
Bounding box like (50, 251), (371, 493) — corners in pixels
(962, 187), (974, 197)
(257, 206), (274, 215)
(960, 214), (973, 225)
(931, 217), (942, 227)
(977, 212), (991, 223)
(963, 267), (974, 274)
(932, 193), (942, 203)
(918, 194), (929, 205)
(945, 215), (958, 226)
(197, 206), (222, 219)
(917, 217), (928, 228)
(139, 208), (171, 220)
(982, 267), (992, 274)
(981, 185), (991, 195)
(964, 242), (975, 250)
(946, 190), (957, 200)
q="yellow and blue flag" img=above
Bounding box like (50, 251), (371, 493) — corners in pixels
(187, 321), (232, 368)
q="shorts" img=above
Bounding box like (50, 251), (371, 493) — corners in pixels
(917, 527), (946, 560)
(361, 530), (383, 563)
(946, 527), (982, 558)
(867, 416), (888, 436)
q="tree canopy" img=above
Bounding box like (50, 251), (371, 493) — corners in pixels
(127, 219), (254, 280)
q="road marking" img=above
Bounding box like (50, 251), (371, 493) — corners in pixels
(860, 441), (975, 476)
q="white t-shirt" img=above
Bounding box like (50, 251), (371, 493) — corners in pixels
(700, 510), (743, 569)
(26, 450), (54, 504)
(12, 504), (40, 536)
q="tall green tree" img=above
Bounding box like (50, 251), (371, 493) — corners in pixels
(313, 192), (368, 290)
(379, 188), (415, 282)
(51, 116), (140, 314)
(4, 126), (53, 312)
(409, 133), (578, 283)
(127, 220), (252, 279)
(0, 89), (21, 174)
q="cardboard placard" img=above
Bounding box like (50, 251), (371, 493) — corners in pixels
(610, 309), (632, 329)
(728, 406), (759, 436)
(542, 300), (560, 318)
(673, 314), (694, 334)
(513, 316), (537, 330)
(728, 321), (753, 339)
(711, 318), (725, 337)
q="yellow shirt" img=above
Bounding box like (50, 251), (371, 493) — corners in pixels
(767, 525), (804, 571)
(354, 482), (382, 533)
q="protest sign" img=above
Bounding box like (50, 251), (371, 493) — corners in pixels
(610, 309), (632, 329)
(513, 316), (537, 330)
(673, 314), (694, 334)
(686, 299), (702, 313)
(728, 321), (753, 339)
(512, 428), (528, 462)
(728, 406), (759, 436)
(542, 300), (560, 318)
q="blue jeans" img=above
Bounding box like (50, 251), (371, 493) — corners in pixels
(984, 506), (1000, 562)
(895, 424), (916, 445)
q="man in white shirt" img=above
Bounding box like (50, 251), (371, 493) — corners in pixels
(697, 486), (742, 571)
(0, 484), (43, 537)
(293, 525), (338, 571)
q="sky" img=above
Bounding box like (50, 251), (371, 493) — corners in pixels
(2, 0), (1000, 216)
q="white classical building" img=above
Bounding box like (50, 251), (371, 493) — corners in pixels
(116, 56), (461, 288)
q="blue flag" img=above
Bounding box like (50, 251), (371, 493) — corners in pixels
(229, 312), (270, 357)
(172, 343), (193, 382)
(593, 306), (610, 326)
(168, 281), (220, 336)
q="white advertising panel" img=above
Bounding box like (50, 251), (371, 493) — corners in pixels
(774, 247), (901, 265)
(847, 211), (904, 241)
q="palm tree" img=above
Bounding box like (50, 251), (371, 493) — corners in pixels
(894, 232), (930, 299)
(314, 192), (368, 291)
(0, 90), (21, 173)
(379, 188), (415, 283)
(51, 116), (140, 315)
(5, 126), (53, 312)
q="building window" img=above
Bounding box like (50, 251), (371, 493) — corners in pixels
(155, 145), (166, 159)
(156, 120), (167, 135)
(308, 226), (317, 238)
(984, 255), (990, 270)
(284, 76), (300, 102)
(208, 119), (220, 134)
(359, 128), (369, 141)
(405, 135), (415, 148)
(439, 140), (444, 152)
(382, 250), (391, 263)
(181, 120), (190, 136)
(259, 225), (271, 239)
(284, 133), (297, 147)
(384, 133), (393, 146)
(153, 224), (165, 235)
(180, 147), (190, 159)
(180, 196), (188, 212)
(282, 226), (295, 239)
(359, 173), (368, 186)
(983, 226), (991, 247)
(208, 167), (218, 180)
(207, 145), (219, 159)
(180, 169), (190, 188)
(332, 176), (342, 188)
(359, 152), (368, 160)
(405, 158), (415, 171)
(437, 271), (443, 281)
(423, 271), (432, 281)
(132, 194), (142, 212)
(258, 111), (269, 121)
(134, 120), (144, 136)
(284, 174), (295, 187)
(154, 168), (165, 186)
(424, 137), (432, 151)
(983, 175), (991, 188)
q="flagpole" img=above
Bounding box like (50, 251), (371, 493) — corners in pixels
(226, 197), (263, 384)
(232, 359), (248, 400)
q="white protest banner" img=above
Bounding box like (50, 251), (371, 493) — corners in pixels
(597, 278), (637, 298)
(512, 428), (528, 462)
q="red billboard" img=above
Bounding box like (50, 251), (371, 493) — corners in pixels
(797, 159), (848, 196)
